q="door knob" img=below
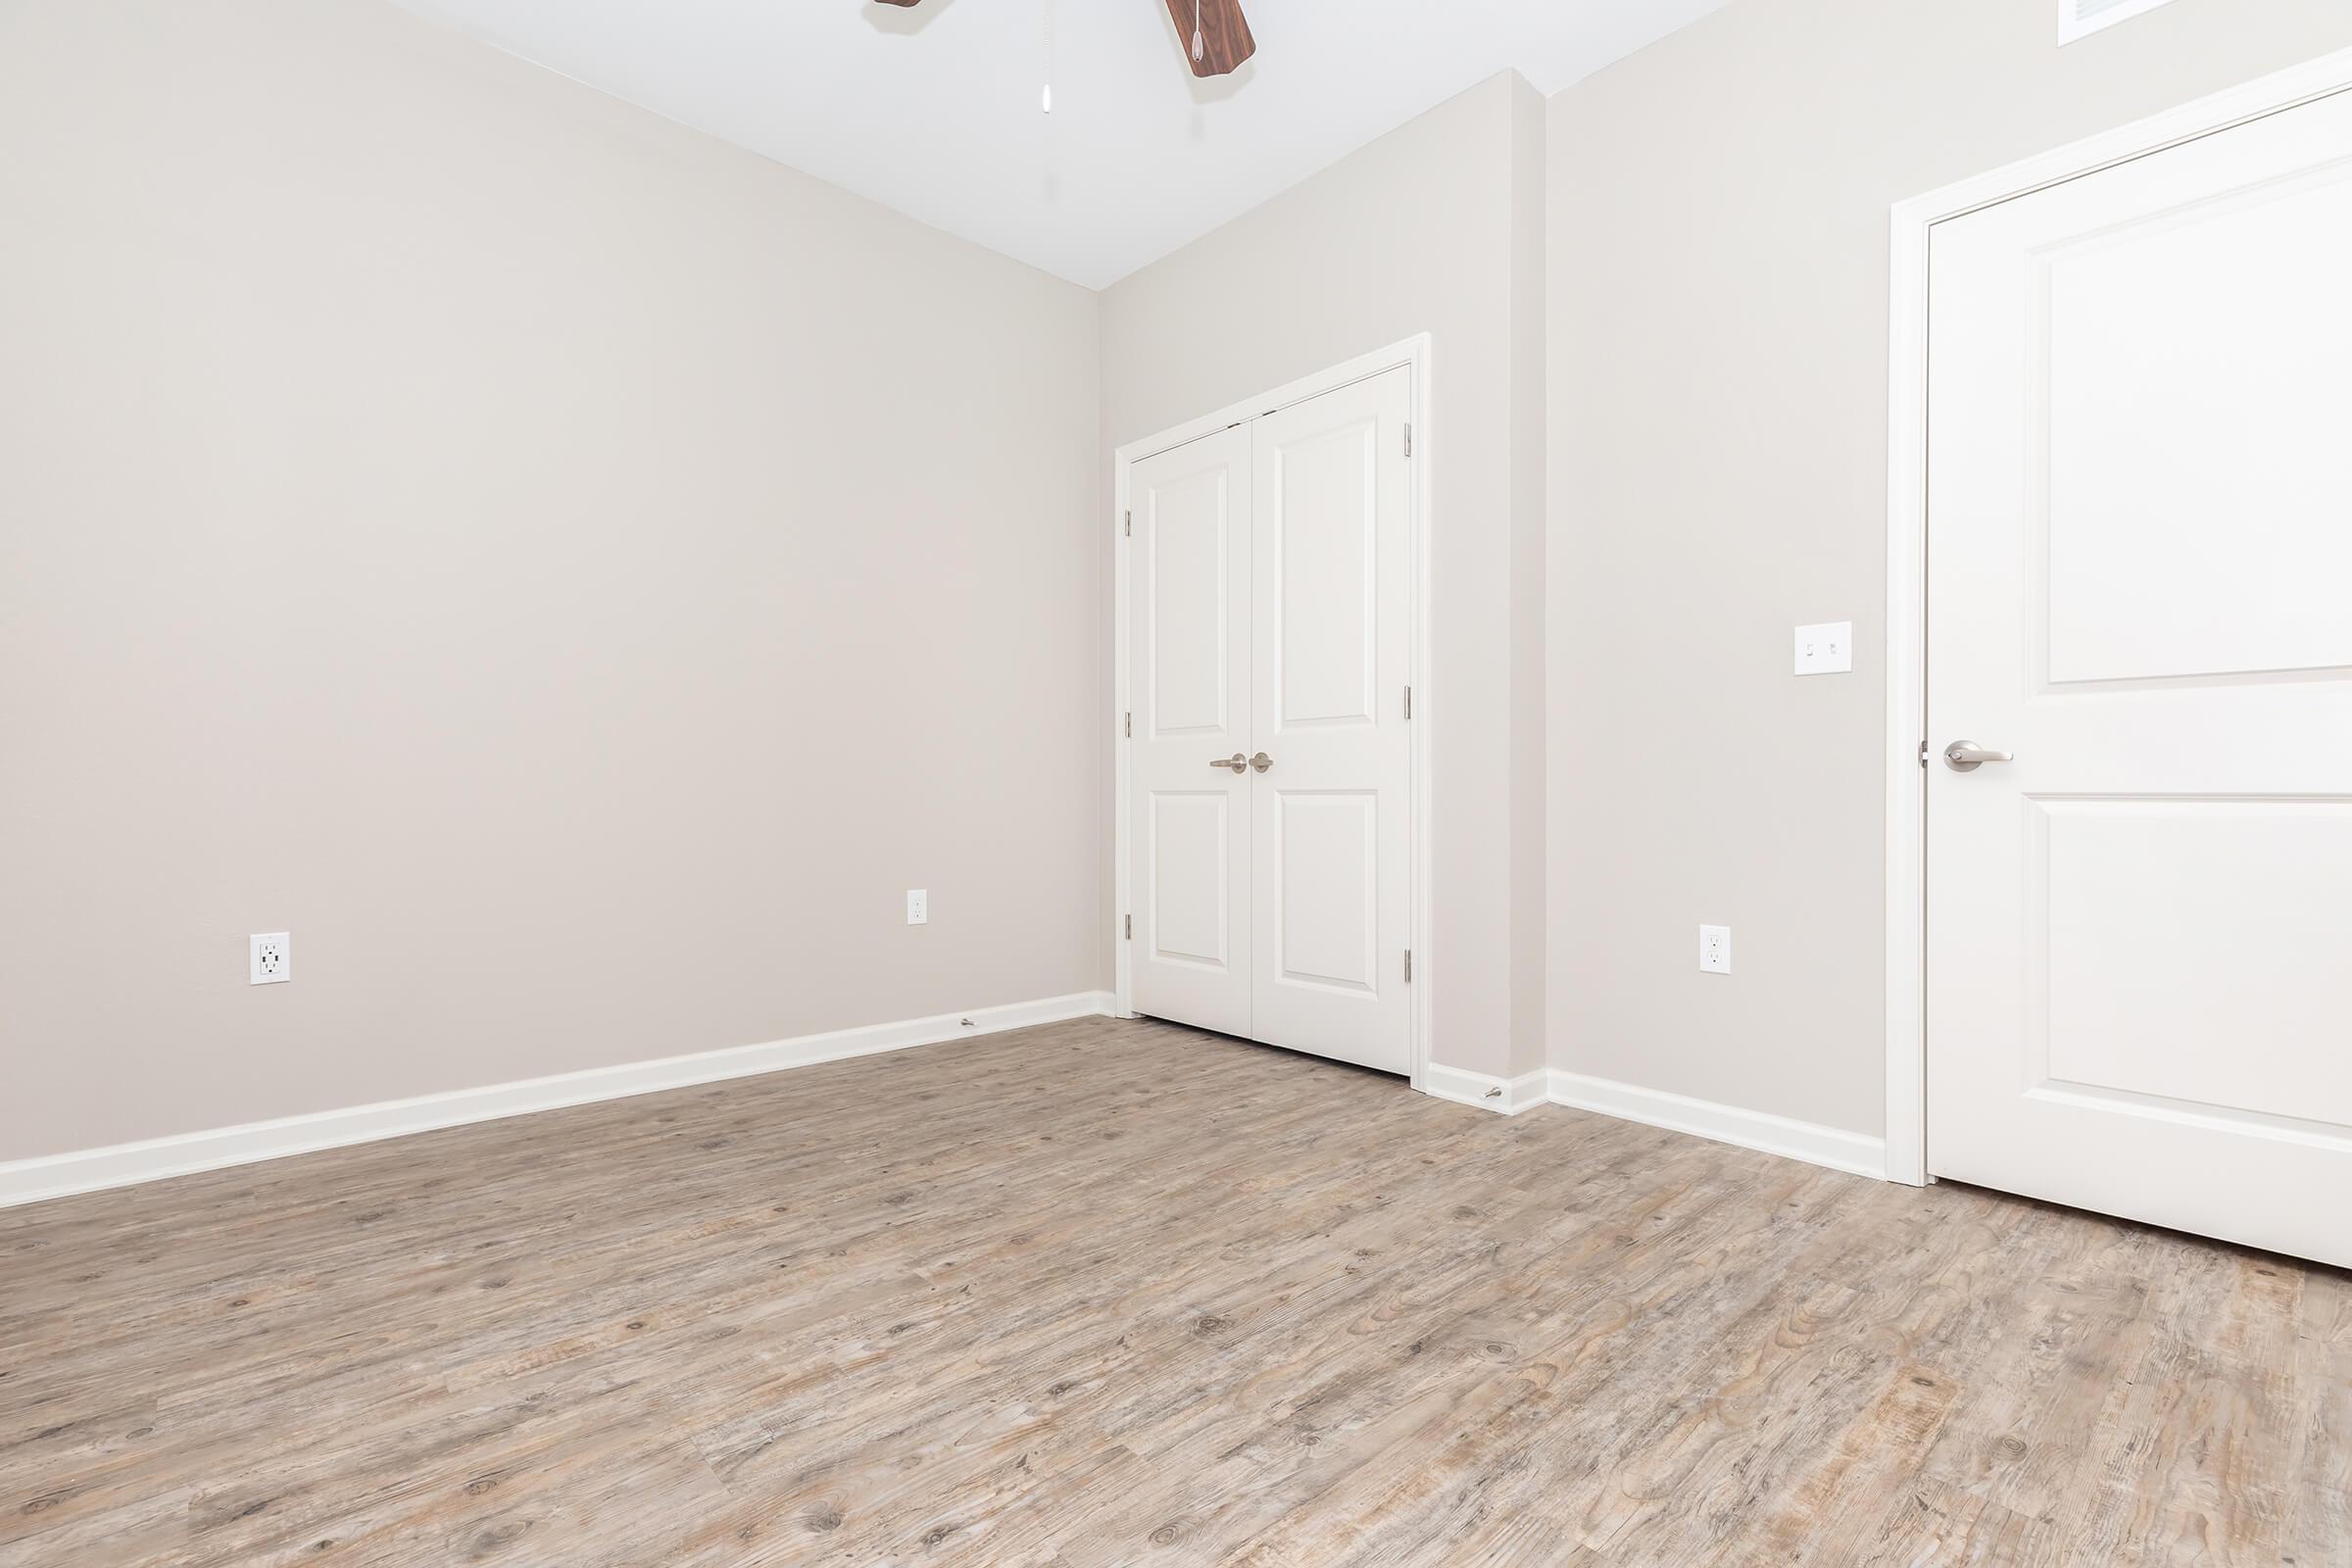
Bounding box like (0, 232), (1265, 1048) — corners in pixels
(1210, 753), (1248, 773)
(1943, 740), (2014, 772)
(1250, 752), (1273, 773)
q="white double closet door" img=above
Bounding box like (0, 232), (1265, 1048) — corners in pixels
(1926, 87), (2352, 1265)
(1126, 367), (1412, 1075)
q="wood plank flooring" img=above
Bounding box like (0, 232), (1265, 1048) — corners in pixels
(2, 1015), (2345, 1566)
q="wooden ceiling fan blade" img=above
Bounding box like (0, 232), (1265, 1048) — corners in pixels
(1161, 0), (1254, 77)
(869, 1), (923, 7)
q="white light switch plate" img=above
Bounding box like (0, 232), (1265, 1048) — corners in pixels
(906, 889), (928, 926)
(1698, 925), (1731, 974)
(1793, 621), (1853, 675)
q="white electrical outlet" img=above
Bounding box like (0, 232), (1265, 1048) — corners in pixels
(250, 932), (291, 985)
(1793, 621), (1853, 676)
(1698, 925), (1731, 974)
(906, 889), (928, 926)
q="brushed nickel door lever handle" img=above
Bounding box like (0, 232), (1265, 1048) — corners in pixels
(1943, 740), (2014, 772)
(1250, 752), (1273, 773)
(1210, 753), (1248, 773)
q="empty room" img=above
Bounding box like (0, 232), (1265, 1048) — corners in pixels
(4, 0), (2349, 1562)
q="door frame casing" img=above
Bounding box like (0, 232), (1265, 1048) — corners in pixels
(1882, 48), (2352, 1188)
(1112, 335), (1435, 1090)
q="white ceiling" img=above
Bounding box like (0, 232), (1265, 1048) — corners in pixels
(388, 0), (1725, 289)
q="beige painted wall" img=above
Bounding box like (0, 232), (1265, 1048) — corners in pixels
(1100, 72), (1550, 1083)
(1545, 0), (2352, 1134)
(0, 0), (1102, 1160)
(26, 0), (2337, 1167)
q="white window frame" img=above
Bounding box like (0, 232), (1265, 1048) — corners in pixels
(2058, 0), (2180, 47)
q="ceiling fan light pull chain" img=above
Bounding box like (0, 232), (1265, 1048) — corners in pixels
(1193, 0), (1204, 62)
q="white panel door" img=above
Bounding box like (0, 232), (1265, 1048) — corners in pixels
(1926, 89), (2352, 1266)
(1128, 427), (1253, 1037)
(1248, 368), (1413, 1073)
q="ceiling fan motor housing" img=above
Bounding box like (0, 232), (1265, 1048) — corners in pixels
(865, 0), (1253, 78)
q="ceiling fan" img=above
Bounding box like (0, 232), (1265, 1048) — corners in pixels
(867, 0), (1256, 78)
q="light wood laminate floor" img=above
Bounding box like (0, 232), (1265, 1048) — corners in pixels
(3, 1016), (2346, 1566)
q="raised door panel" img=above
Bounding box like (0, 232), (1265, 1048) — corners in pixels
(1271, 417), (1379, 731)
(2036, 799), (2352, 1129)
(1271, 791), (1378, 996)
(1148, 791), (1235, 971)
(1149, 466), (1234, 736)
(2040, 169), (2352, 687)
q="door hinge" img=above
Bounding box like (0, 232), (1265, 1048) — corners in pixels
(1919, 738), (1929, 768)
(1125, 913), (1132, 940)
(1403, 685), (1413, 719)
(1123, 510), (1132, 537)
(1125, 710), (1132, 738)
(1402, 423), (1413, 459)
(1404, 949), (1413, 982)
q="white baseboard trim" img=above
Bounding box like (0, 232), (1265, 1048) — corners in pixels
(1546, 1070), (1887, 1179)
(0, 991), (1116, 1210)
(1420, 1063), (1549, 1116)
